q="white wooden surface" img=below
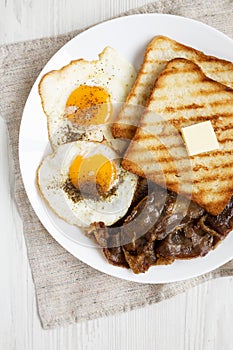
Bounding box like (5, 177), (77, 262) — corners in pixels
(1, 1), (233, 349)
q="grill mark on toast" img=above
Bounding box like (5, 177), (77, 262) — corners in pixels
(133, 133), (179, 141)
(162, 177), (233, 189)
(193, 88), (229, 96)
(194, 187), (231, 197)
(137, 156), (233, 170)
(218, 138), (233, 144)
(142, 161), (233, 176)
(142, 113), (233, 127)
(137, 126), (233, 141)
(179, 149), (232, 159)
(134, 127), (233, 151)
(130, 142), (184, 153)
(164, 103), (204, 112)
(154, 99), (233, 112)
(148, 89), (233, 101)
(217, 125), (233, 132)
(133, 133), (155, 141)
(136, 155), (182, 164)
(192, 161), (233, 171)
(194, 173), (233, 183)
(209, 98), (233, 107)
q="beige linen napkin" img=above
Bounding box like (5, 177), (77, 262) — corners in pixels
(1, 0), (233, 329)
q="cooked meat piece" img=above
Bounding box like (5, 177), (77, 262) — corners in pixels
(87, 185), (165, 273)
(131, 177), (149, 207)
(88, 222), (108, 247)
(88, 187), (233, 274)
(123, 240), (157, 274)
(121, 189), (166, 273)
(110, 177), (151, 229)
(147, 191), (177, 241)
(205, 198), (233, 235)
(197, 215), (223, 240)
(123, 187), (167, 244)
(121, 189), (209, 273)
(103, 247), (129, 268)
(151, 195), (205, 240)
(156, 224), (214, 260)
(89, 222), (129, 268)
(83, 224), (101, 245)
(156, 256), (175, 265)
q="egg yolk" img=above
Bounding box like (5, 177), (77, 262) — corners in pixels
(65, 85), (112, 125)
(69, 154), (117, 195)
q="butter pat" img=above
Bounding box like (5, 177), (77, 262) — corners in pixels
(181, 120), (219, 156)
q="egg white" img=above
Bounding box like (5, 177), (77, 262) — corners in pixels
(37, 141), (138, 227)
(39, 47), (136, 152)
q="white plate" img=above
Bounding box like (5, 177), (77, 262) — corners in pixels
(19, 14), (233, 283)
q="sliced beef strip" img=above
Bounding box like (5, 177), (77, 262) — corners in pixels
(131, 177), (149, 208)
(123, 239), (157, 274)
(122, 187), (167, 245)
(122, 191), (205, 274)
(109, 177), (152, 229)
(197, 215), (223, 240)
(156, 197), (233, 261)
(89, 222), (129, 268)
(156, 224), (215, 260)
(88, 184), (233, 274)
(103, 246), (129, 268)
(153, 196), (205, 240)
(89, 187), (165, 274)
(205, 198), (233, 236)
(144, 193), (204, 242)
(121, 190), (169, 273)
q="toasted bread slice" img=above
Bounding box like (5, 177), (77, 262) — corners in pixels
(122, 58), (233, 215)
(112, 35), (233, 140)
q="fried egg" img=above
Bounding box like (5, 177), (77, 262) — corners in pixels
(37, 141), (138, 227)
(39, 47), (136, 151)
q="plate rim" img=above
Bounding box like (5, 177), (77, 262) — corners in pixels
(19, 12), (233, 284)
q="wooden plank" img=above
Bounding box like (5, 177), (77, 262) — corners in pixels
(0, 0), (152, 44)
(1, 1), (233, 349)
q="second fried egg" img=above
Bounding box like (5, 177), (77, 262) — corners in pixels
(39, 47), (136, 151)
(37, 141), (138, 227)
